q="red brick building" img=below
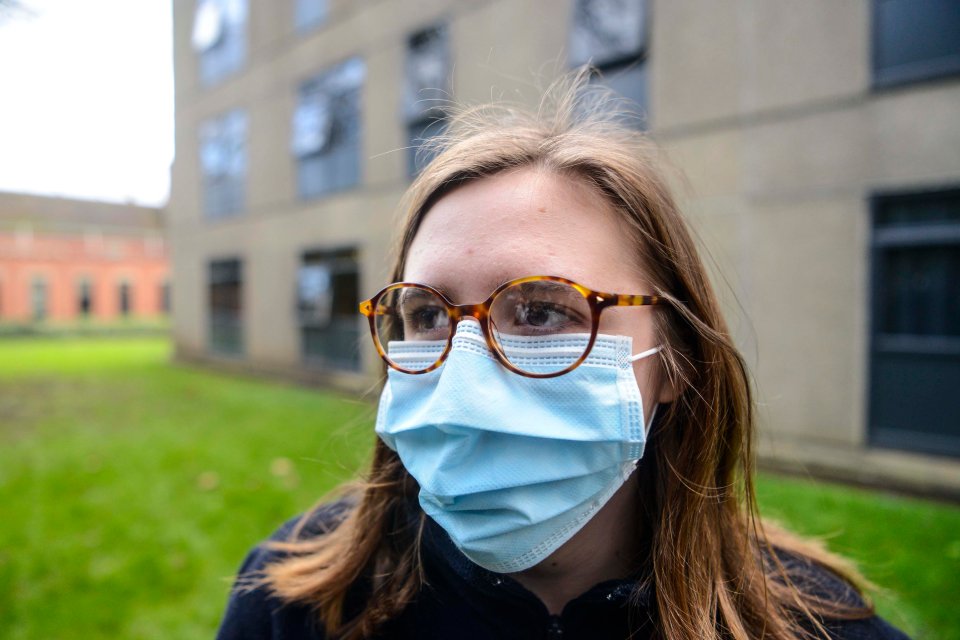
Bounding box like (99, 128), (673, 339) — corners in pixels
(0, 192), (169, 324)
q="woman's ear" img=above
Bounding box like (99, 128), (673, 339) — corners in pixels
(657, 382), (681, 404)
(655, 352), (684, 404)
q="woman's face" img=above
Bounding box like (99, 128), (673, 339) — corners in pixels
(404, 166), (670, 418)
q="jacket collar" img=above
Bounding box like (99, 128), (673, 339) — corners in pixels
(417, 506), (651, 613)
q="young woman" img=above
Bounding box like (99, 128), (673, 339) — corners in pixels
(217, 74), (910, 640)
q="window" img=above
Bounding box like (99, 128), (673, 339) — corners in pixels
(404, 25), (449, 177)
(160, 280), (172, 315)
(298, 248), (361, 370)
(872, 0), (960, 87)
(291, 58), (365, 199)
(870, 188), (960, 457)
(295, 0), (327, 32)
(31, 276), (47, 322)
(569, 0), (648, 123)
(192, 0), (247, 86)
(200, 109), (248, 218)
(118, 281), (132, 317)
(78, 278), (93, 318)
(209, 258), (244, 355)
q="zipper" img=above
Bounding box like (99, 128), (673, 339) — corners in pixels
(546, 615), (564, 639)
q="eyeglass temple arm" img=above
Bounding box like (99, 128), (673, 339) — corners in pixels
(605, 293), (663, 307)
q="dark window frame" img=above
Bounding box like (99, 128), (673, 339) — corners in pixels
(199, 108), (248, 219)
(208, 257), (245, 357)
(868, 185), (960, 458)
(77, 277), (94, 318)
(118, 280), (133, 317)
(30, 275), (48, 322)
(568, 0), (649, 126)
(403, 23), (450, 178)
(871, 0), (960, 89)
(297, 246), (362, 372)
(193, 0), (248, 87)
(291, 57), (366, 200)
(405, 114), (446, 179)
(160, 280), (172, 315)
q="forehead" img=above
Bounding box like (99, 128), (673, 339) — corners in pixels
(403, 167), (646, 302)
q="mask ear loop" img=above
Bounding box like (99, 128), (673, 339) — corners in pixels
(629, 345), (662, 362)
(644, 403), (659, 435)
(627, 345), (663, 434)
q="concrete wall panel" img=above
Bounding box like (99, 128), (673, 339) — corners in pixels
(740, 0), (868, 113)
(746, 197), (867, 445)
(651, 0), (743, 130)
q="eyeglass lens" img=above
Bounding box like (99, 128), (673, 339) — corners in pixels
(374, 287), (451, 372)
(489, 281), (593, 374)
(374, 280), (595, 375)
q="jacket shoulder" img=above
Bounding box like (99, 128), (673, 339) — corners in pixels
(214, 501), (355, 640)
(774, 550), (912, 640)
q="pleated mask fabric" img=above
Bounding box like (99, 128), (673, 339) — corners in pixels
(375, 320), (652, 574)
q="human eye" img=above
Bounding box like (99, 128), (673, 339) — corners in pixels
(404, 304), (445, 330)
(399, 295), (449, 339)
(510, 297), (588, 333)
(491, 281), (592, 337)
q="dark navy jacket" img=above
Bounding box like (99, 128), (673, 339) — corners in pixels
(216, 504), (911, 640)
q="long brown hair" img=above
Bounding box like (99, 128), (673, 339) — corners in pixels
(256, 70), (873, 639)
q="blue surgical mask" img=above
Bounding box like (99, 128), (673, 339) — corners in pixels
(375, 320), (659, 574)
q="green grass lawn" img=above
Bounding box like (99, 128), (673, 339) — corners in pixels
(0, 337), (957, 639)
(0, 337), (375, 640)
(755, 475), (960, 638)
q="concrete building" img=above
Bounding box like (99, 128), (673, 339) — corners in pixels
(168, 0), (960, 495)
(0, 192), (169, 324)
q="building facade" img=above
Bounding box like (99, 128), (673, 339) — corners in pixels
(0, 192), (169, 324)
(168, 0), (960, 494)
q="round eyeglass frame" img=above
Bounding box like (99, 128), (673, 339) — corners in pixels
(359, 275), (664, 379)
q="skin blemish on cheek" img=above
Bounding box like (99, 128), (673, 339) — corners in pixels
(538, 207), (547, 213)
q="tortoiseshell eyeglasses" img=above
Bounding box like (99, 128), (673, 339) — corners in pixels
(359, 275), (663, 379)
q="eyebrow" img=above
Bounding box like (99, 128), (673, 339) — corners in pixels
(431, 279), (504, 304)
(514, 280), (576, 295)
(399, 287), (442, 304)
(427, 282), (455, 299)
(401, 281), (464, 303)
(404, 275), (559, 303)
